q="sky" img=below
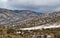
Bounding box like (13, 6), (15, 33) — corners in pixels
(0, 0), (60, 13)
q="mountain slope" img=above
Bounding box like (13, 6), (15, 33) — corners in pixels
(0, 8), (22, 25)
(0, 8), (44, 25)
(14, 11), (60, 28)
(20, 23), (60, 30)
(0, 8), (60, 30)
(13, 10), (44, 18)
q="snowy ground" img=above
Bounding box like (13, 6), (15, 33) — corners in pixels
(20, 23), (60, 30)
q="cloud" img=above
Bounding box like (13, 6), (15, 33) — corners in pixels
(0, 0), (60, 13)
(8, 0), (60, 6)
(0, 0), (8, 8)
(54, 7), (60, 11)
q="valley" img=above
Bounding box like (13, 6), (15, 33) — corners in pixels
(0, 8), (60, 38)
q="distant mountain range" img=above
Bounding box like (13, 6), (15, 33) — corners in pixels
(13, 10), (44, 16)
(14, 11), (60, 28)
(0, 8), (60, 29)
(0, 8), (44, 25)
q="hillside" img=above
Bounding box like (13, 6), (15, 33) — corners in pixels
(0, 8), (60, 38)
(0, 8), (22, 25)
(0, 8), (60, 29)
(13, 11), (60, 28)
(12, 10), (44, 18)
(0, 8), (43, 25)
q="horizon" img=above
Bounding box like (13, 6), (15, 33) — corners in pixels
(0, 0), (60, 13)
(0, 0), (60, 38)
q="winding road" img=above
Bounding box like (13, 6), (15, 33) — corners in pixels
(20, 23), (60, 30)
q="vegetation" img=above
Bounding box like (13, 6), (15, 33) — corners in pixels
(0, 26), (23, 38)
(0, 25), (60, 38)
(0, 9), (60, 38)
(12, 12), (60, 28)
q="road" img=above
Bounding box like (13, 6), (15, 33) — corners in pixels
(20, 23), (60, 30)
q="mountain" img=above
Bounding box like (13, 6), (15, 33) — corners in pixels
(0, 8), (60, 29)
(13, 10), (43, 15)
(0, 8), (44, 25)
(12, 10), (44, 18)
(0, 8), (23, 25)
(14, 11), (60, 28)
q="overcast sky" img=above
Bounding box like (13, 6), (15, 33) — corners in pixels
(0, 0), (60, 13)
